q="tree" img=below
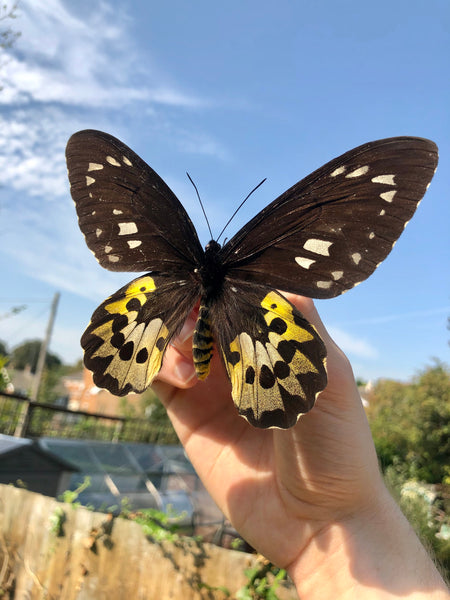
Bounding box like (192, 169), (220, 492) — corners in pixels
(0, 339), (8, 356)
(0, 2), (20, 50)
(11, 339), (62, 373)
(366, 360), (450, 484)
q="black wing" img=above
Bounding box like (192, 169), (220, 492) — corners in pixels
(66, 129), (204, 273)
(220, 137), (438, 298)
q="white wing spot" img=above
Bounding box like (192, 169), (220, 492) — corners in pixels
(104, 245), (112, 253)
(231, 286), (238, 292)
(91, 210), (96, 216)
(330, 165), (346, 177)
(86, 176), (95, 186)
(295, 256), (316, 269)
(96, 228), (102, 237)
(380, 190), (396, 203)
(88, 162), (104, 172)
(127, 240), (142, 249)
(317, 281), (332, 289)
(332, 271), (343, 280)
(303, 239), (333, 256)
(113, 209), (123, 215)
(379, 209), (386, 216)
(108, 255), (120, 263)
(346, 165), (369, 178)
(106, 155), (121, 167)
(352, 252), (362, 265)
(118, 222), (138, 235)
(372, 174), (396, 185)
(123, 156), (132, 166)
(369, 232), (375, 239)
(403, 219), (410, 229)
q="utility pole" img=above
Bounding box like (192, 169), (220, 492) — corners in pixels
(14, 292), (60, 437)
(30, 292), (60, 401)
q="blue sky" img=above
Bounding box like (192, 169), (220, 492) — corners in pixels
(0, 0), (449, 382)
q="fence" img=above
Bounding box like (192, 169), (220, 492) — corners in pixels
(0, 392), (178, 444)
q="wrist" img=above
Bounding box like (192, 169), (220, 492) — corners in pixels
(287, 484), (448, 599)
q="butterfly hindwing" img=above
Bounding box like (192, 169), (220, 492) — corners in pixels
(81, 274), (199, 396)
(66, 129), (204, 273)
(211, 281), (327, 428)
(220, 137), (438, 299)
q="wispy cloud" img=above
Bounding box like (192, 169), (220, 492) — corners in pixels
(327, 326), (379, 359)
(0, 0), (204, 109)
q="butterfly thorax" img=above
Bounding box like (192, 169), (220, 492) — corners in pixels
(197, 240), (226, 300)
(191, 240), (225, 380)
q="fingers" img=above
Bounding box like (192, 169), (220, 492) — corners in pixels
(156, 314), (197, 388)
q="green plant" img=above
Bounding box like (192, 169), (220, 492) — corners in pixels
(384, 467), (450, 580)
(236, 559), (287, 600)
(58, 476), (92, 508)
(49, 506), (66, 537)
(123, 505), (185, 543)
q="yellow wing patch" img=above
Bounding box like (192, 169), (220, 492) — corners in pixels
(81, 275), (174, 396)
(222, 290), (327, 429)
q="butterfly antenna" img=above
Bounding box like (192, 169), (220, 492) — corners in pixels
(187, 172), (213, 240)
(216, 178), (266, 243)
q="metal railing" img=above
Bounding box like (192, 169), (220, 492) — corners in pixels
(0, 392), (178, 444)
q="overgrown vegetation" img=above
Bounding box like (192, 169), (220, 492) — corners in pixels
(366, 360), (450, 578)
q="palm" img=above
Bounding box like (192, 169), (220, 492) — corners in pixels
(153, 296), (381, 568)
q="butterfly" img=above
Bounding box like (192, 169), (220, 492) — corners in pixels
(66, 131), (438, 429)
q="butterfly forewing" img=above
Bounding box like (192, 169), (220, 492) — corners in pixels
(66, 130), (204, 273)
(211, 281), (327, 428)
(81, 274), (199, 396)
(221, 137), (438, 299)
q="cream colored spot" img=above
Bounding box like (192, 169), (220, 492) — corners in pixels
(369, 232), (375, 239)
(108, 255), (120, 263)
(118, 222), (138, 235)
(352, 252), (362, 265)
(105, 245), (112, 253)
(379, 209), (386, 216)
(295, 256), (316, 269)
(303, 239), (333, 256)
(91, 210), (96, 215)
(86, 176), (95, 186)
(123, 156), (132, 166)
(88, 162), (104, 171)
(332, 271), (343, 280)
(113, 209), (123, 215)
(317, 281), (332, 289)
(380, 190), (396, 203)
(127, 240), (142, 249)
(106, 155), (121, 167)
(346, 165), (369, 178)
(330, 165), (346, 177)
(96, 228), (102, 237)
(372, 174), (396, 185)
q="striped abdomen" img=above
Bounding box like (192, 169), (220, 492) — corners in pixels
(193, 304), (214, 380)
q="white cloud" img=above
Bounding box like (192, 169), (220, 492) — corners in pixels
(0, 0), (204, 109)
(327, 325), (378, 359)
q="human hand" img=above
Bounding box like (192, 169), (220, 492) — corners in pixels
(153, 294), (449, 598)
(152, 293), (383, 567)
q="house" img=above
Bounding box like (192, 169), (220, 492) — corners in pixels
(63, 368), (144, 416)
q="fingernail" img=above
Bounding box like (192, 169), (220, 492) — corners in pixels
(174, 359), (197, 384)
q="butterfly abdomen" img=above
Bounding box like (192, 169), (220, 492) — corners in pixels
(193, 304), (214, 380)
